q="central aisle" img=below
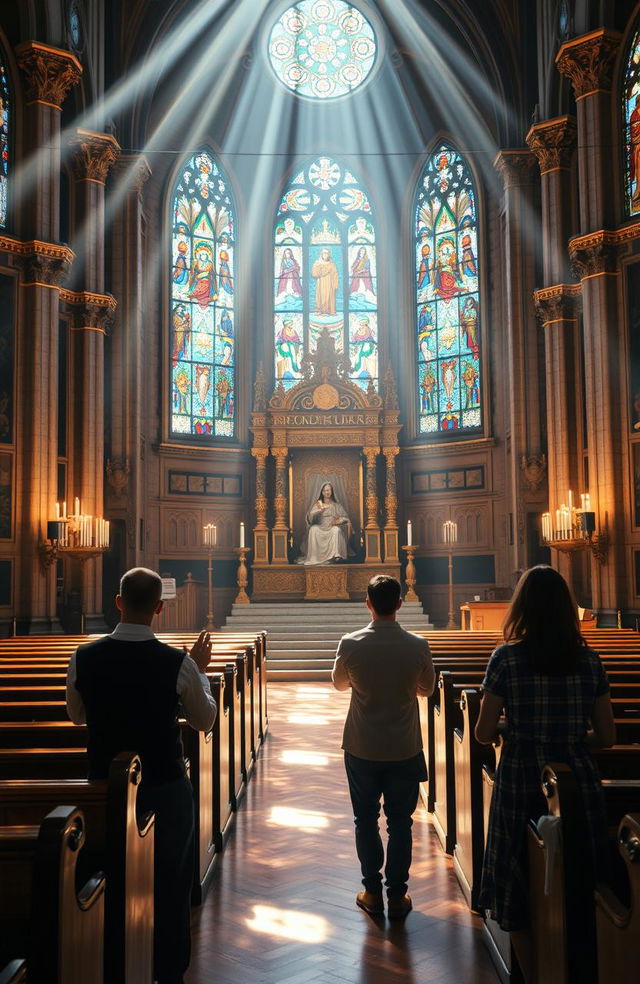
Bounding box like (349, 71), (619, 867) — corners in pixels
(186, 683), (498, 983)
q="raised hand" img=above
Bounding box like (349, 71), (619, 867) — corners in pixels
(185, 630), (212, 672)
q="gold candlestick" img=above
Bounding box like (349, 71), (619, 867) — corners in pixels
(402, 544), (419, 602)
(234, 547), (251, 605)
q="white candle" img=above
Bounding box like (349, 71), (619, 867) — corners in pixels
(62, 500), (67, 519)
(55, 502), (60, 519)
(568, 490), (573, 514)
(407, 520), (412, 546)
(105, 521), (109, 546)
(213, 524), (217, 546)
(240, 522), (245, 548)
(74, 497), (80, 517)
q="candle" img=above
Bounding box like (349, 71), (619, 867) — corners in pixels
(568, 490), (573, 515)
(55, 502), (60, 520)
(240, 522), (245, 548)
(74, 497), (80, 517)
(407, 520), (412, 546)
(213, 524), (217, 546)
(62, 501), (67, 519)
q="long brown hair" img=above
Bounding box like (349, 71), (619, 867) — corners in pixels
(503, 565), (586, 674)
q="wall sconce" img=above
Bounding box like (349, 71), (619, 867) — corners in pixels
(540, 491), (608, 565)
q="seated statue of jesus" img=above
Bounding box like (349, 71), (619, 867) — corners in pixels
(299, 482), (350, 565)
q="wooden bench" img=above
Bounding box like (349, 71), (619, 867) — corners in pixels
(595, 813), (640, 983)
(0, 805), (105, 982)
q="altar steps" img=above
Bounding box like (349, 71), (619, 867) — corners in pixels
(222, 601), (434, 680)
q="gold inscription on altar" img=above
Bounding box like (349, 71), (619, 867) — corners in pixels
(272, 412), (371, 427)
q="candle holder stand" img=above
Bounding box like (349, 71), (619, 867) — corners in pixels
(234, 547), (251, 605)
(402, 544), (419, 602)
(446, 550), (456, 630)
(206, 550), (216, 631)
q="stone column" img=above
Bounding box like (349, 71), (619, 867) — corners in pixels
(557, 31), (624, 616)
(108, 155), (151, 568)
(15, 43), (81, 632)
(251, 448), (269, 565)
(493, 150), (541, 576)
(271, 446), (289, 563)
(383, 447), (399, 561)
(527, 117), (581, 583)
(68, 131), (120, 630)
(363, 447), (381, 562)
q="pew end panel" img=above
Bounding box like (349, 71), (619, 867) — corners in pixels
(595, 813), (640, 983)
(453, 689), (486, 911)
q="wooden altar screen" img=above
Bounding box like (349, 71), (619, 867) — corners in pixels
(250, 330), (402, 601)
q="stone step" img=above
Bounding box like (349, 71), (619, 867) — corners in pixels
(266, 667), (332, 681)
(267, 649), (336, 659)
(223, 616), (432, 627)
(231, 601), (425, 612)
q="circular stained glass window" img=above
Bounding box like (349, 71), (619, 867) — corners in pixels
(268, 0), (377, 100)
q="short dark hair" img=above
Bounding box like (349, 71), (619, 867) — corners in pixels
(367, 575), (401, 616)
(119, 567), (163, 615)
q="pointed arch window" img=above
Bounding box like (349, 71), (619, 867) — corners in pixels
(170, 149), (236, 438)
(0, 48), (10, 228)
(623, 23), (640, 216)
(415, 144), (481, 434)
(274, 156), (378, 390)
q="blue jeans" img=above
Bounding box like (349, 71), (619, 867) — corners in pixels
(344, 750), (427, 898)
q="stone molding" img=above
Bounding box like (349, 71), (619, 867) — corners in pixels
(69, 129), (121, 183)
(61, 289), (117, 333)
(526, 116), (577, 174)
(493, 149), (537, 188)
(568, 230), (619, 279)
(2, 238), (75, 286)
(15, 41), (82, 106)
(556, 28), (621, 100)
(533, 283), (582, 324)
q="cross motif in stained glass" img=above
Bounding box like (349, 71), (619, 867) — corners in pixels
(170, 150), (236, 439)
(623, 26), (640, 216)
(415, 145), (482, 435)
(269, 0), (377, 101)
(274, 156), (378, 392)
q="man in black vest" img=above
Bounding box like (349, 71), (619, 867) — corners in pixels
(66, 567), (216, 984)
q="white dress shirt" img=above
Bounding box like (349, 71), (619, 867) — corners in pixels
(66, 622), (216, 732)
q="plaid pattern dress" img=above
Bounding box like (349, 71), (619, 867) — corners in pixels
(478, 641), (610, 931)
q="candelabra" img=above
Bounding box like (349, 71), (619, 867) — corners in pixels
(234, 546), (251, 605)
(39, 499), (110, 570)
(203, 523), (217, 631)
(541, 491), (608, 564)
(443, 520), (458, 630)
(402, 538), (419, 602)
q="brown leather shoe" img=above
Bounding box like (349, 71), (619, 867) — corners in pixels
(356, 889), (384, 915)
(387, 894), (412, 919)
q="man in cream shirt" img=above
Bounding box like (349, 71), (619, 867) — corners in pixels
(332, 574), (435, 918)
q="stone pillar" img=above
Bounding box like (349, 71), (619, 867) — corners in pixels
(527, 117), (581, 584)
(15, 43), (81, 632)
(68, 131), (119, 631)
(557, 30), (623, 616)
(271, 447), (289, 563)
(251, 448), (269, 565)
(556, 29), (621, 233)
(383, 447), (399, 562)
(108, 155), (151, 568)
(493, 150), (541, 576)
(363, 447), (381, 562)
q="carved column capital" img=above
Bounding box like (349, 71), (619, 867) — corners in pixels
(363, 447), (379, 467)
(271, 447), (288, 465)
(533, 283), (582, 325)
(251, 447), (268, 464)
(493, 149), (537, 189)
(556, 28), (621, 100)
(568, 230), (619, 280)
(114, 153), (152, 196)
(16, 41), (82, 106)
(17, 240), (74, 286)
(526, 116), (577, 174)
(69, 129), (121, 183)
(60, 289), (117, 334)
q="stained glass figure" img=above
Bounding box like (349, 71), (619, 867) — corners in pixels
(170, 150), (235, 438)
(624, 25), (640, 215)
(415, 145), (481, 434)
(274, 156), (378, 390)
(269, 0), (377, 101)
(0, 51), (9, 229)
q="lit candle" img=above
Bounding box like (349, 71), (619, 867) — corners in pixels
(55, 502), (60, 520)
(62, 500), (67, 519)
(407, 520), (412, 546)
(74, 497), (80, 517)
(586, 494), (591, 511)
(213, 524), (217, 546)
(240, 522), (245, 548)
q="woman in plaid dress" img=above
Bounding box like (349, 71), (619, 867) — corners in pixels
(475, 566), (615, 972)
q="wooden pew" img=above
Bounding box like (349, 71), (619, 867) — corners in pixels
(0, 961), (25, 983)
(0, 805), (105, 983)
(595, 813), (640, 983)
(0, 753), (154, 983)
(453, 688), (492, 911)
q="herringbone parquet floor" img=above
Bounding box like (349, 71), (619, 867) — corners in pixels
(186, 683), (498, 983)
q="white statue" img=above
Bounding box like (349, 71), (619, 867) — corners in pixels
(298, 482), (350, 565)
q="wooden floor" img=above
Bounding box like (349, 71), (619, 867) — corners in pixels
(186, 683), (498, 984)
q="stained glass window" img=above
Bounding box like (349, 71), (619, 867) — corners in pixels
(0, 49), (9, 229)
(269, 1), (377, 101)
(274, 156), (378, 390)
(624, 24), (640, 216)
(170, 150), (235, 438)
(415, 145), (481, 434)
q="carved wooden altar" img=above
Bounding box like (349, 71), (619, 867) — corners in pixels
(250, 329), (402, 600)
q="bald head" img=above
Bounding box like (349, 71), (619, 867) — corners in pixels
(117, 567), (163, 621)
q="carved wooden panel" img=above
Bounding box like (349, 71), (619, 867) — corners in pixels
(305, 567), (349, 600)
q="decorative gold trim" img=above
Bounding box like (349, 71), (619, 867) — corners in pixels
(0, 237), (75, 262)
(20, 281), (60, 290)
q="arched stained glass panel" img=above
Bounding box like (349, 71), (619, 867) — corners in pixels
(0, 49), (9, 228)
(268, 0), (377, 101)
(415, 145), (481, 434)
(274, 156), (378, 390)
(624, 25), (640, 216)
(170, 150), (236, 438)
